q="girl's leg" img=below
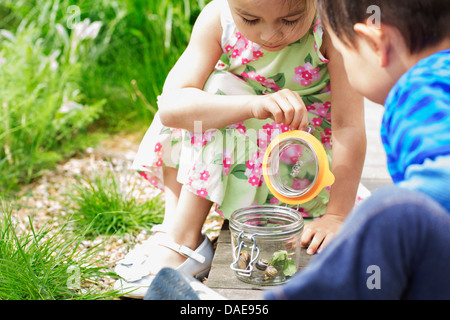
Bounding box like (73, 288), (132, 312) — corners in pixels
(161, 167), (183, 228)
(168, 185), (213, 249)
(147, 183), (213, 273)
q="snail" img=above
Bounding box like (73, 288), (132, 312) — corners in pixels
(263, 265), (278, 279)
(237, 250), (251, 270)
(255, 259), (269, 271)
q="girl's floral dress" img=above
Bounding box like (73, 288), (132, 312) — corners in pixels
(132, 1), (365, 219)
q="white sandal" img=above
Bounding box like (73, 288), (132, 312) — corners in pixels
(114, 235), (214, 299)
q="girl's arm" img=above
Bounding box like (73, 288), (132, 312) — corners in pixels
(158, 0), (307, 132)
(301, 32), (367, 254)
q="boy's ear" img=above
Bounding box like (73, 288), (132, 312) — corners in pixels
(353, 23), (389, 67)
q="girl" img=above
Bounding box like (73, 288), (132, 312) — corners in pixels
(115, 0), (367, 296)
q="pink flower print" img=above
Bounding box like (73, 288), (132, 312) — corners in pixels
(293, 62), (321, 87)
(223, 157), (232, 168)
(228, 122), (247, 135)
(321, 83), (331, 95)
(232, 49), (241, 58)
(262, 123), (274, 137)
(197, 188), (208, 198)
(257, 138), (268, 150)
(271, 122), (282, 131)
(291, 178), (311, 191)
(190, 135), (202, 148)
(190, 130), (215, 148)
(242, 58), (250, 65)
(313, 102), (329, 118)
(311, 117), (323, 127)
(258, 178), (264, 187)
(253, 50), (264, 58)
(251, 166), (262, 176)
(155, 158), (163, 167)
(214, 204), (224, 217)
(216, 61), (227, 70)
(306, 105), (315, 113)
(236, 123), (246, 135)
(324, 128), (332, 136)
(236, 32), (242, 39)
(245, 159), (255, 170)
(139, 171), (148, 180)
(251, 151), (262, 162)
(199, 170), (210, 181)
(248, 175), (260, 186)
(297, 207), (310, 218)
(225, 45), (233, 53)
(203, 130), (215, 143)
(321, 136), (330, 144)
(262, 78), (280, 92)
(270, 197), (279, 204)
(280, 144), (303, 164)
(171, 128), (182, 139)
(241, 71), (280, 91)
(257, 130), (271, 150)
(255, 75), (266, 82)
(154, 142), (162, 152)
(280, 123), (290, 132)
(149, 177), (159, 187)
(269, 121), (283, 138)
(241, 70), (257, 80)
(223, 150), (233, 175)
(321, 134), (332, 149)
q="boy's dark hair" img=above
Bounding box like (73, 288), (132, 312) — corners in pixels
(315, 0), (450, 53)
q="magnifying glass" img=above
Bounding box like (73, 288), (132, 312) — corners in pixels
(262, 129), (335, 205)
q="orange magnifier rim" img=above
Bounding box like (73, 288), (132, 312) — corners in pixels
(262, 130), (335, 205)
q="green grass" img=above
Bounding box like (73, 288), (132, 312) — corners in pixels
(66, 168), (165, 237)
(0, 0), (206, 299)
(0, 200), (120, 300)
(0, 0), (208, 194)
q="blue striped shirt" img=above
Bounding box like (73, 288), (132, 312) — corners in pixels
(381, 49), (450, 211)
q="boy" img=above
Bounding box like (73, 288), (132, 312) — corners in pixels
(264, 0), (450, 299)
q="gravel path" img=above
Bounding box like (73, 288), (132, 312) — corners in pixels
(9, 132), (224, 291)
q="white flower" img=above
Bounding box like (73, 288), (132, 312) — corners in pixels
(73, 19), (102, 41)
(0, 29), (15, 41)
(49, 50), (61, 70)
(58, 101), (83, 113)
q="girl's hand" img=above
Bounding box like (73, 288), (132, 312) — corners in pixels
(251, 89), (308, 130)
(300, 213), (345, 255)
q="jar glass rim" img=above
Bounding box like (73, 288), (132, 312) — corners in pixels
(229, 205), (304, 237)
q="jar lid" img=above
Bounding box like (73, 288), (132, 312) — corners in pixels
(262, 130), (335, 205)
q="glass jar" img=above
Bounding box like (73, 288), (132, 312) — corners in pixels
(229, 205), (304, 286)
(229, 130), (334, 286)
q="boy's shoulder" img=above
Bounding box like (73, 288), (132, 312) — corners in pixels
(386, 49), (450, 113)
(407, 49), (450, 84)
